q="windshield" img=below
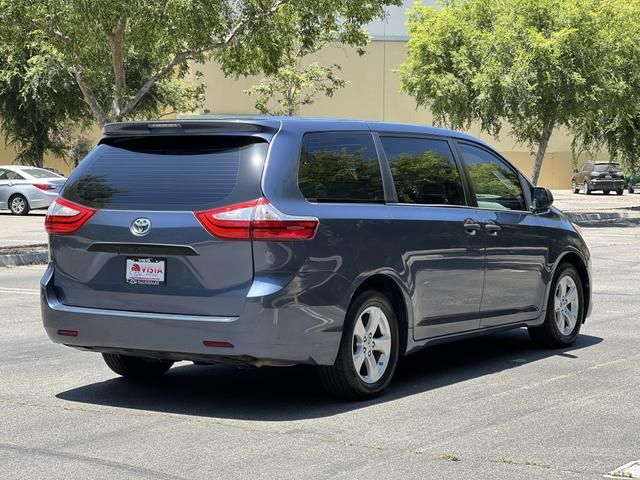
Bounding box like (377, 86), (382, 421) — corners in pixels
(19, 167), (64, 178)
(61, 136), (268, 211)
(593, 164), (621, 172)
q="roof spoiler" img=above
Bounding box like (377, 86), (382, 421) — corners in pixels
(101, 120), (280, 138)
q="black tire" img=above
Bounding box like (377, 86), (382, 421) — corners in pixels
(8, 194), (30, 215)
(102, 353), (173, 379)
(629, 187), (634, 194)
(318, 291), (400, 400)
(584, 182), (591, 195)
(571, 181), (579, 194)
(603, 190), (610, 195)
(617, 189), (624, 196)
(528, 263), (584, 348)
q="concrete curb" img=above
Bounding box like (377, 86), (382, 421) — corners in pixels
(0, 251), (48, 268)
(565, 210), (640, 225)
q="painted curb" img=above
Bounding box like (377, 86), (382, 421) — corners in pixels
(0, 251), (48, 268)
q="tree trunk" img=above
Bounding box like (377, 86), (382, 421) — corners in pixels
(107, 18), (127, 120)
(531, 122), (555, 186)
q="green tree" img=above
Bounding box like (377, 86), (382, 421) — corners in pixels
(400, 0), (605, 185)
(571, 0), (640, 173)
(244, 39), (347, 116)
(0, 40), (90, 166)
(0, 0), (398, 128)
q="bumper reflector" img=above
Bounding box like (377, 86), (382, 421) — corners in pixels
(58, 329), (78, 337)
(203, 340), (234, 348)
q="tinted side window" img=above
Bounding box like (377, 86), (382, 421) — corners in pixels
(298, 132), (384, 203)
(381, 137), (465, 205)
(458, 143), (526, 211)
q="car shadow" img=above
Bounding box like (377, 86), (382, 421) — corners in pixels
(56, 329), (603, 421)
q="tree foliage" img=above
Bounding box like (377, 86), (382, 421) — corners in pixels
(400, 0), (606, 185)
(244, 54), (347, 116)
(0, 0), (399, 129)
(0, 40), (90, 166)
(571, 0), (640, 173)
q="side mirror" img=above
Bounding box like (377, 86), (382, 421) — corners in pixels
(531, 187), (554, 213)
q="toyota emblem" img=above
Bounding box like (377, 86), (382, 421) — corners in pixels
(130, 217), (152, 236)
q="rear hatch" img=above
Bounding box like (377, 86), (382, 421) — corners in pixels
(50, 125), (274, 316)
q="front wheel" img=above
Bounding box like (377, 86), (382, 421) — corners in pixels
(318, 291), (399, 400)
(617, 189), (624, 196)
(603, 190), (610, 195)
(529, 264), (583, 348)
(584, 182), (591, 195)
(102, 353), (173, 379)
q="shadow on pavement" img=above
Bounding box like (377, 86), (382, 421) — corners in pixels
(56, 329), (602, 421)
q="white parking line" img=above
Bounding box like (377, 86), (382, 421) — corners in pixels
(605, 460), (640, 478)
(0, 287), (40, 295)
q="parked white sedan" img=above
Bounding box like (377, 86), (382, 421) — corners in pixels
(0, 166), (67, 215)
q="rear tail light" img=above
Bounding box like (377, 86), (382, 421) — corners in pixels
(45, 197), (96, 235)
(194, 198), (318, 241)
(33, 183), (56, 191)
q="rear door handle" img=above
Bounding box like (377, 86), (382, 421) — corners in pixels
(463, 218), (482, 236)
(485, 222), (502, 236)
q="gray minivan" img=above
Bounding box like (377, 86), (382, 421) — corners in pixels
(41, 118), (592, 399)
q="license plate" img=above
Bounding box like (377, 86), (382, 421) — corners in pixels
(126, 257), (166, 286)
(605, 174), (612, 179)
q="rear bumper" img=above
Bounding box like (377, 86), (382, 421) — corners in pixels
(587, 179), (624, 191)
(27, 188), (58, 209)
(40, 265), (343, 366)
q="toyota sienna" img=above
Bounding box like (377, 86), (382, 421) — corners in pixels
(41, 118), (592, 399)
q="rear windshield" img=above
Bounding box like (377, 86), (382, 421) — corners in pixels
(62, 136), (267, 210)
(20, 167), (64, 178)
(593, 164), (621, 172)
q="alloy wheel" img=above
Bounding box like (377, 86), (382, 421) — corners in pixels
(554, 275), (580, 336)
(352, 306), (392, 384)
(10, 196), (26, 214)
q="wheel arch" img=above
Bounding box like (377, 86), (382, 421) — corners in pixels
(348, 273), (412, 356)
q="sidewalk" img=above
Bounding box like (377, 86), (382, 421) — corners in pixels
(0, 212), (48, 267)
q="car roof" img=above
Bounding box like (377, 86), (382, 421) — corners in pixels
(105, 116), (490, 146)
(0, 165), (44, 170)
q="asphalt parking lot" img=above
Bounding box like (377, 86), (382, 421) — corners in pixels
(0, 221), (639, 479)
